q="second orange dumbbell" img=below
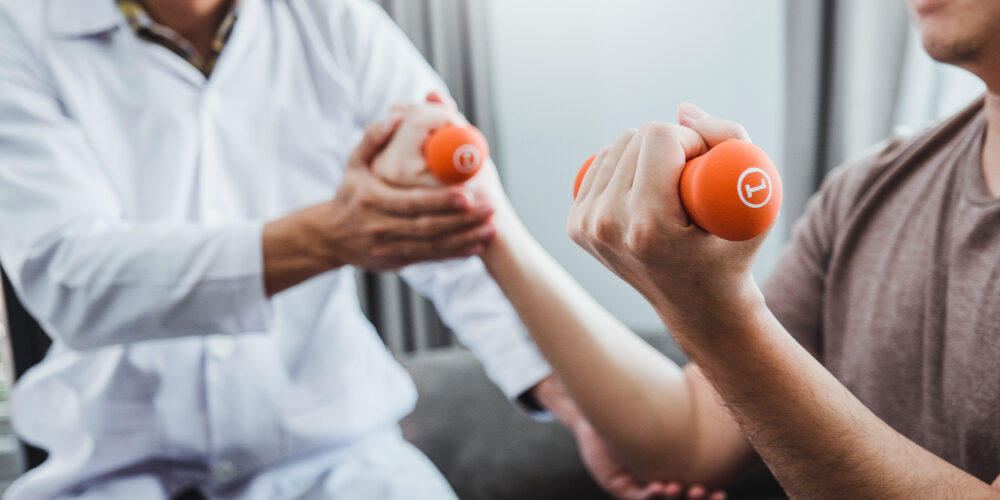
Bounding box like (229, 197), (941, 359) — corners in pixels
(574, 139), (782, 241)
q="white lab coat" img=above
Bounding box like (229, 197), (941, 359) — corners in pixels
(0, 0), (551, 498)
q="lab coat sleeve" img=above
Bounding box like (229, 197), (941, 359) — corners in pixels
(398, 259), (552, 401)
(338, 0), (450, 122)
(0, 18), (273, 350)
(336, 0), (553, 400)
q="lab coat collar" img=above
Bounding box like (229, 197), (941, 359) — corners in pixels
(46, 0), (124, 37)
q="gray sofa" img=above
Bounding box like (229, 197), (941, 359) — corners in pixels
(400, 332), (787, 500)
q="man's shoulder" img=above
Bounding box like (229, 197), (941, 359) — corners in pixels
(0, 0), (49, 76)
(821, 95), (986, 205)
(0, 0), (46, 35)
(288, 0), (384, 23)
(285, 0), (394, 53)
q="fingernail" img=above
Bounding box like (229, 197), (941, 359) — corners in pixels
(479, 225), (496, 238)
(679, 102), (708, 122)
(664, 483), (682, 496)
(477, 204), (494, 216)
(452, 192), (471, 209)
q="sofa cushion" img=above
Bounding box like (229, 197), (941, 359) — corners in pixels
(400, 332), (787, 500)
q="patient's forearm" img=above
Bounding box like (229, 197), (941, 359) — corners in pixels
(480, 216), (752, 484)
(667, 290), (1000, 499)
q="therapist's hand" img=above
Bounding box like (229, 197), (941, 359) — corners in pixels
(262, 119), (495, 295)
(533, 376), (727, 500)
(567, 104), (767, 331)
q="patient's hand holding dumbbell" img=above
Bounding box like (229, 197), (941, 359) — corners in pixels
(372, 93), (488, 187)
(370, 94), (518, 241)
(569, 103), (778, 333)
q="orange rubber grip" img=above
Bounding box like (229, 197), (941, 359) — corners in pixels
(424, 124), (490, 184)
(573, 139), (782, 241)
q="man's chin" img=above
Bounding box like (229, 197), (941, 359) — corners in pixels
(920, 33), (982, 66)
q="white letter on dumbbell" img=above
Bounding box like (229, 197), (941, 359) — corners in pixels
(745, 179), (768, 199)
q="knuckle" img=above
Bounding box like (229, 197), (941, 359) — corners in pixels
(355, 192), (376, 209)
(584, 216), (601, 241)
(567, 223), (581, 244)
(615, 129), (638, 147)
(390, 103), (413, 116)
(625, 216), (658, 256)
(593, 146), (611, 164)
(566, 211), (585, 243)
(397, 198), (417, 214)
(407, 159), (425, 174)
(593, 223), (614, 242)
(414, 216), (437, 234)
(734, 123), (751, 139)
(455, 229), (480, 246)
(592, 215), (618, 242)
(367, 224), (390, 242)
(370, 244), (392, 259)
(565, 214), (577, 231)
(645, 121), (676, 139)
(362, 123), (387, 144)
(393, 241), (417, 258)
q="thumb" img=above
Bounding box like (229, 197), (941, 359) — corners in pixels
(426, 91), (458, 111)
(426, 91), (470, 126)
(676, 102), (752, 148)
(349, 119), (401, 168)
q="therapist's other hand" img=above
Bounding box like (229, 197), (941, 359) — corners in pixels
(320, 119), (495, 270)
(262, 120), (494, 295)
(567, 106), (767, 327)
(533, 376), (726, 500)
(577, 421), (726, 500)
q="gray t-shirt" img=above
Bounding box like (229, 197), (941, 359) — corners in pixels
(763, 96), (998, 482)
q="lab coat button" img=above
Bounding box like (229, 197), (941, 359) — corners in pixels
(207, 336), (236, 359)
(212, 460), (237, 483)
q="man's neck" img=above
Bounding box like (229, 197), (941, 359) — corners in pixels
(983, 91), (1000, 198)
(140, 0), (232, 59)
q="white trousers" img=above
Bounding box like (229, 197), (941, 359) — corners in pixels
(49, 429), (457, 500)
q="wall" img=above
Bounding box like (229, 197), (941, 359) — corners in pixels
(487, 0), (786, 332)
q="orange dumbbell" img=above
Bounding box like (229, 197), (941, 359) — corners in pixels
(424, 124), (490, 184)
(574, 139), (782, 241)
